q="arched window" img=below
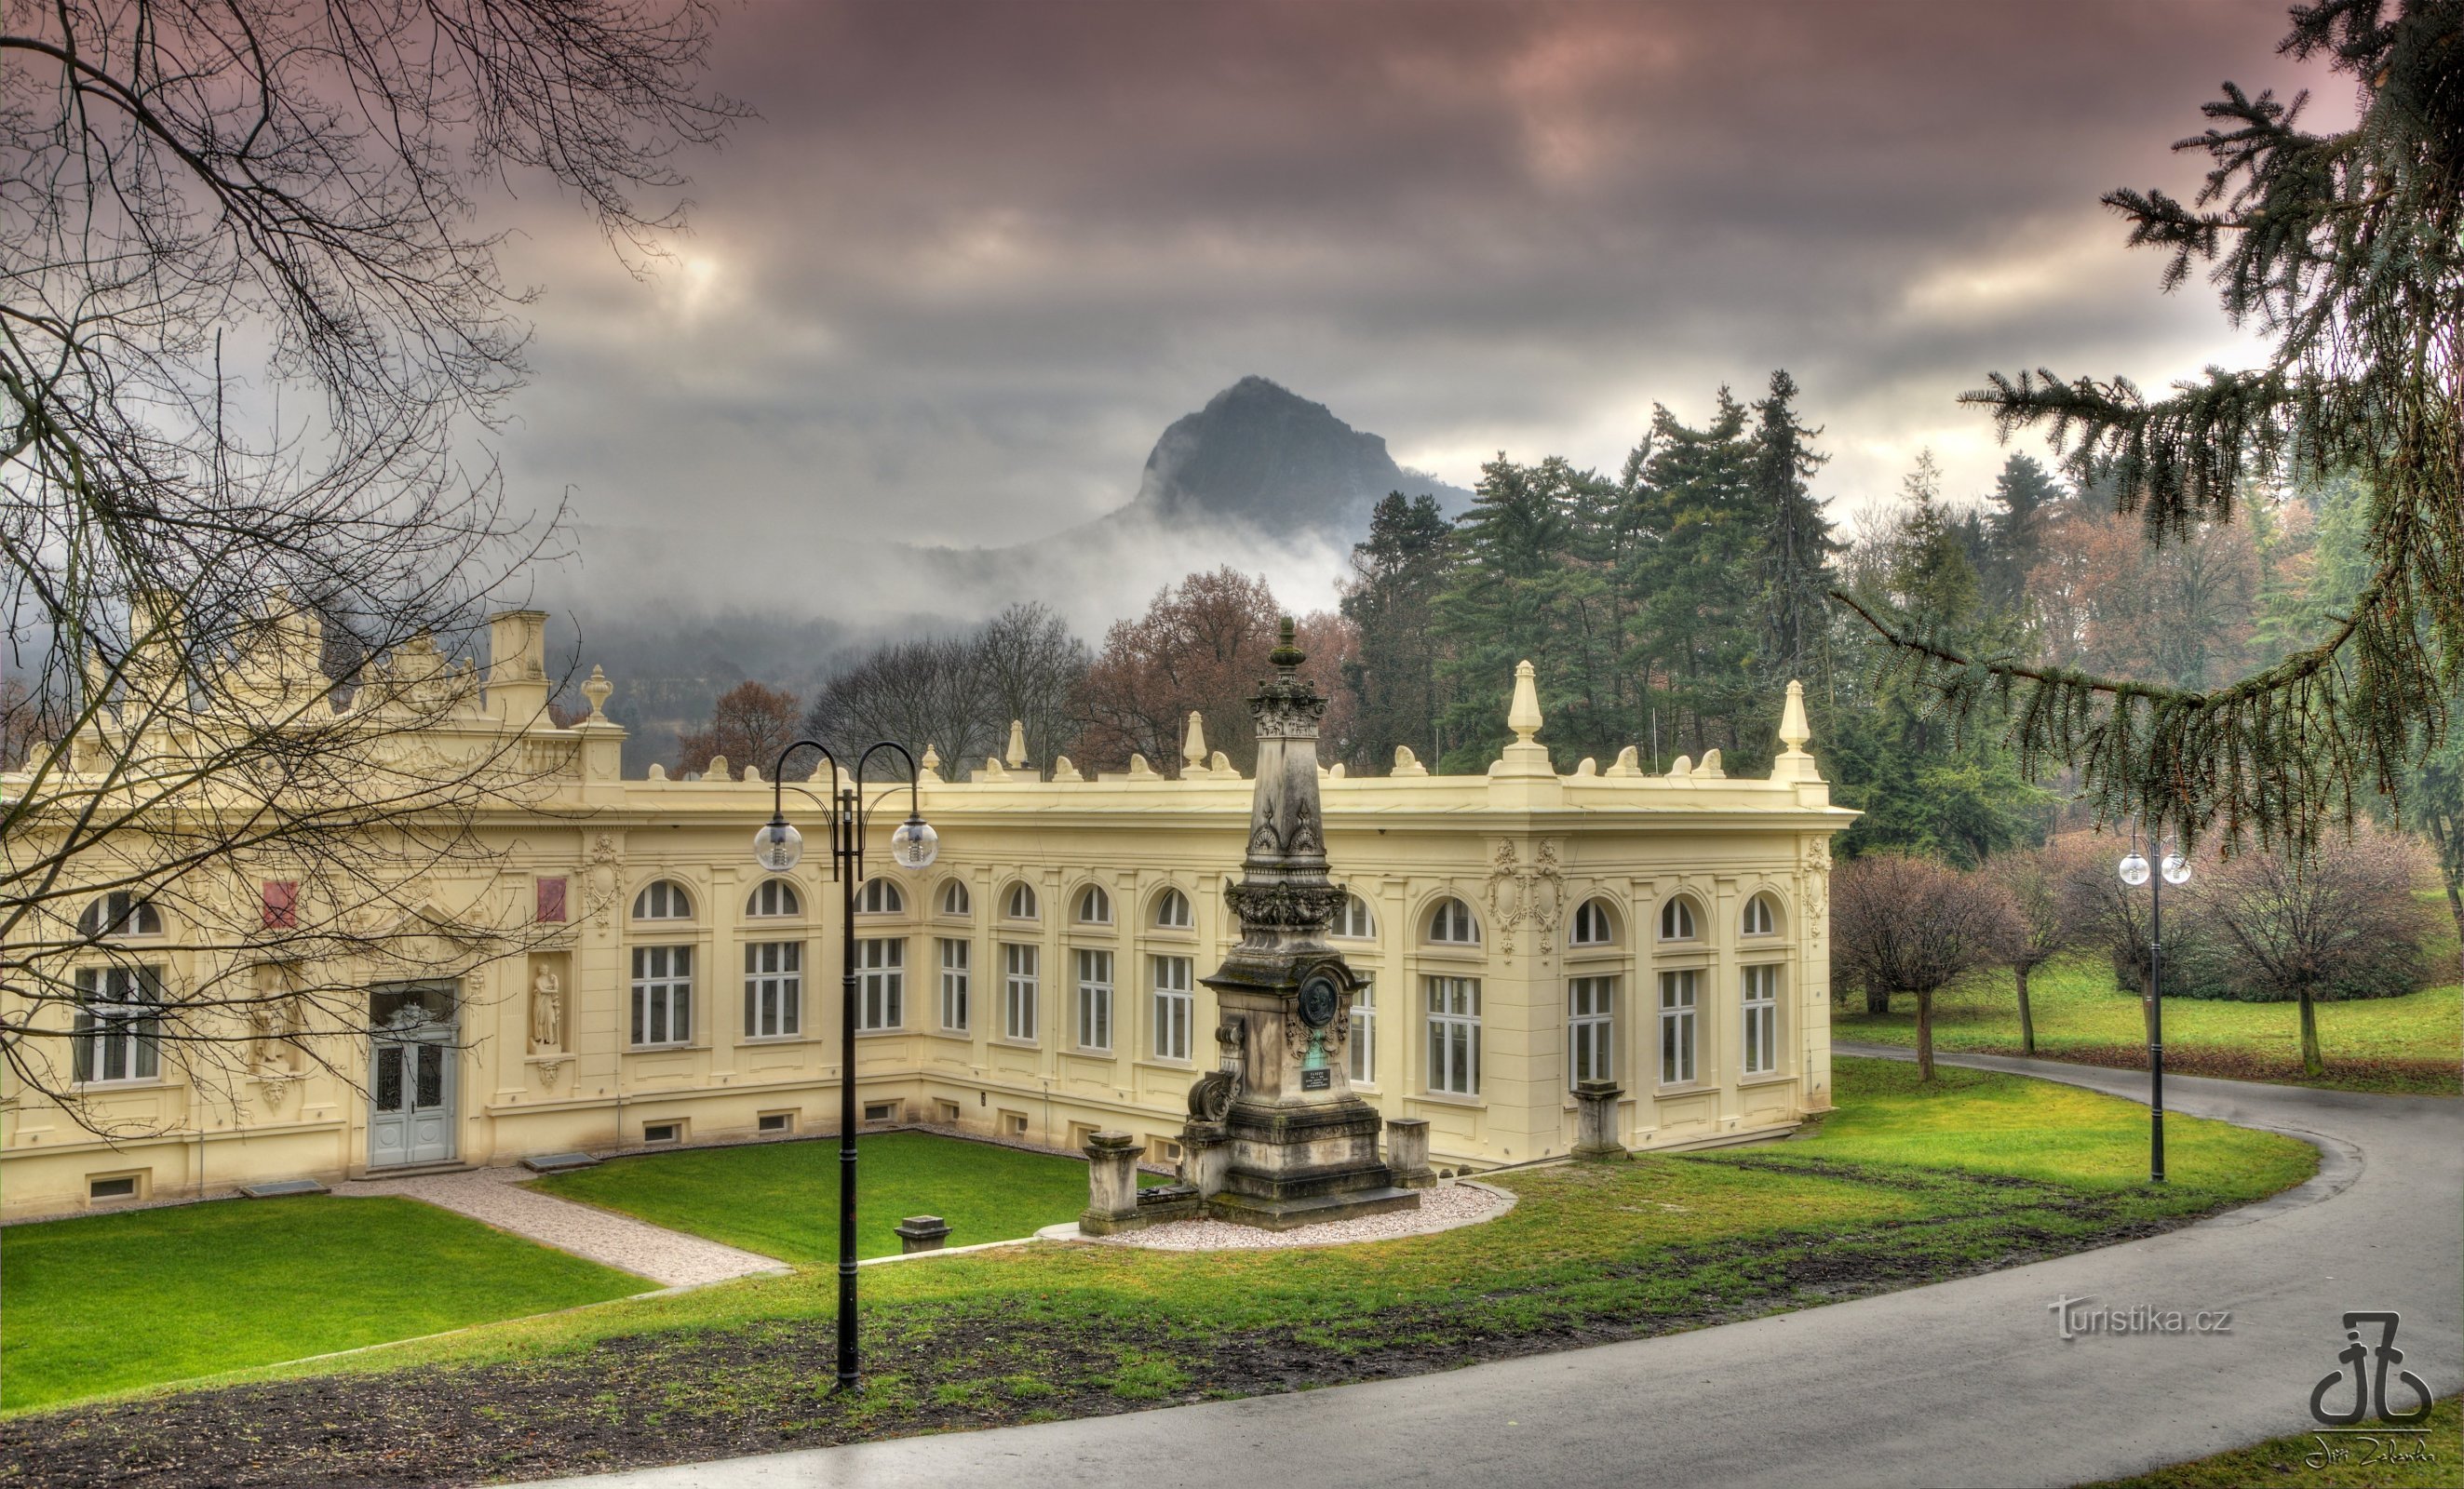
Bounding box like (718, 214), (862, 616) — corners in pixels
(1003, 881), (1039, 921)
(1658, 895), (1699, 942)
(1743, 892), (1780, 937)
(858, 878), (905, 915)
(1426, 897), (1479, 946)
(1152, 887), (1192, 930)
(1333, 893), (1376, 939)
(1075, 884), (1112, 925)
(1569, 898), (1616, 947)
(633, 880), (693, 921)
(939, 879), (971, 918)
(747, 879), (801, 919)
(79, 892), (162, 939)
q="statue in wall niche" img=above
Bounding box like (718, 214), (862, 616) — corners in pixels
(531, 968), (563, 1053)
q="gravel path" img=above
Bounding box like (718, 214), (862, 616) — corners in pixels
(1080, 1180), (1514, 1251)
(342, 1167), (789, 1288)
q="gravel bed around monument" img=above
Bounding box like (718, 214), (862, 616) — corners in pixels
(1085, 1179), (1514, 1250)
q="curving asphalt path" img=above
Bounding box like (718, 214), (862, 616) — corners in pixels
(535, 1048), (2461, 1489)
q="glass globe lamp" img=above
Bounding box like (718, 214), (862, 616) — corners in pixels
(2161, 851), (2191, 886)
(2118, 849), (2150, 887)
(890, 814), (939, 870)
(753, 816), (805, 872)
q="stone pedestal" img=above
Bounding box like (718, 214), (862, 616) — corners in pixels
(1182, 1120), (1233, 1198)
(1385, 1116), (1435, 1188)
(895, 1214), (951, 1254)
(1080, 1130), (1143, 1236)
(1573, 1079), (1627, 1160)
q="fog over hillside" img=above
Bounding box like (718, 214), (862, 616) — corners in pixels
(539, 378), (1468, 769)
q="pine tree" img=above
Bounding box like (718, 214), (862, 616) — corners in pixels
(1840, 1), (2464, 852)
(1340, 493), (1457, 769)
(1751, 369), (1840, 687)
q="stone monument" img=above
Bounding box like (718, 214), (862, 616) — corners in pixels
(1184, 619), (1420, 1229)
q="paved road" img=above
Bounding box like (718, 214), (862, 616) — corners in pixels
(536, 1049), (2462, 1489)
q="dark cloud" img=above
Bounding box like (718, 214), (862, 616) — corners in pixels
(493, 0), (2347, 620)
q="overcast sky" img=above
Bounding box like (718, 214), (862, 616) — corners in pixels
(494, 0), (2346, 599)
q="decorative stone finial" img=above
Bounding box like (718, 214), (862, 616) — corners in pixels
(1392, 744), (1427, 777)
(704, 754), (730, 782)
(1270, 615), (1304, 673)
(1004, 718), (1028, 769)
(1183, 710), (1208, 771)
(1508, 660), (1542, 744)
(1051, 754), (1083, 782)
(921, 742), (942, 777)
(581, 664), (613, 722)
(1779, 678), (1811, 754)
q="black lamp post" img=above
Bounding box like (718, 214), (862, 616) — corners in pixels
(2117, 824), (2190, 1184)
(755, 740), (937, 1393)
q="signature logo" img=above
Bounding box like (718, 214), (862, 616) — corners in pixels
(2309, 1311), (2433, 1428)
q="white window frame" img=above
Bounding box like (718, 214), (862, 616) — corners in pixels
(1743, 963), (1782, 1075)
(858, 878), (905, 916)
(81, 892), (163, 940)
(1151, 954), (1192, 1062)
(73, 965), (164, 1083)
(1348, 977), (1377, 1084)
(1152, 887), (1192, 931)
(1075, 885), (1112, 926)
(1004, 882), (1039, 921)
(1659, 896), (1699, 942)
(633, 880), (693, 921)
(630, 944), (693, 1046)
(939, 879), (971, 918)
(1743, 893), (1778, 937)
(938, 937), (970, 1032)
(1427, 897), (1478, 946)
(744, 941), (801, 1039)
(1658, 969), (1699, 1085)
(1570, 898), (1615, 947)
(1003, 942), (1039, 1041)
(1425, 974), (1481, 1096)
(1569, 974), (1616, 1085)
(857, 936), (905, 1030)
(1074, 947), (1113, 1053)
(747, 879), (802, 919)
(1334, 893), (1376, 939)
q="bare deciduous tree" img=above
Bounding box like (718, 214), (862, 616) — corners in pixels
(1988, 838), (2085, 1054)
(806, 604), (1088, 777)
(1831, 853), (2021, 1080)
(2192, 825), (2437, 1077)
(2, 0), (739, 1130)
(677, 681), (805, 779)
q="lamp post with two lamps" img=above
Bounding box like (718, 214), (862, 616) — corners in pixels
(2117, 825), (2191, 1184)
(753, 740), (938, 1394)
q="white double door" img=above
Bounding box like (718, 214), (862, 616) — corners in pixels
(370, 1022), (457, 1167)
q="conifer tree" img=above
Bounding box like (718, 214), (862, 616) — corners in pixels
(1341, 493), (1458, 769)
(1751, 370), (1841, 687)
(1839, 0), (2464, 852)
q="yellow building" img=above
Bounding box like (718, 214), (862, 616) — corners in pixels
(0, 609), (1852, 1219)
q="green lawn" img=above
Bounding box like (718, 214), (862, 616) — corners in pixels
(0, 1194), (644, 1412)
(1838, 953), (2462, 1094)
(527, 1131), (1159, 1265)
(2082, 1396), (2459, 1488)
(1, 1055), (2322, 1487)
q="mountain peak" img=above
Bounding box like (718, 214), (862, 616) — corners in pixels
(1133, 377), (1457, 537)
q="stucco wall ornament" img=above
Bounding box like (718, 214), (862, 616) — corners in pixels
(588, 833), (623, 928)
(1484, 838), (1567, 960)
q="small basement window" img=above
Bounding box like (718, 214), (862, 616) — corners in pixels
(1149, 1136), (1183, 1165)
(863, 1101), (899, 1124)
(757, 1112), (793, 1134)
(642, 1121), (682, 1145)
(88, 1174), (140, 1202)
(935, 1099), (962, 1124)
(1003, 1110), (1029, 1137)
